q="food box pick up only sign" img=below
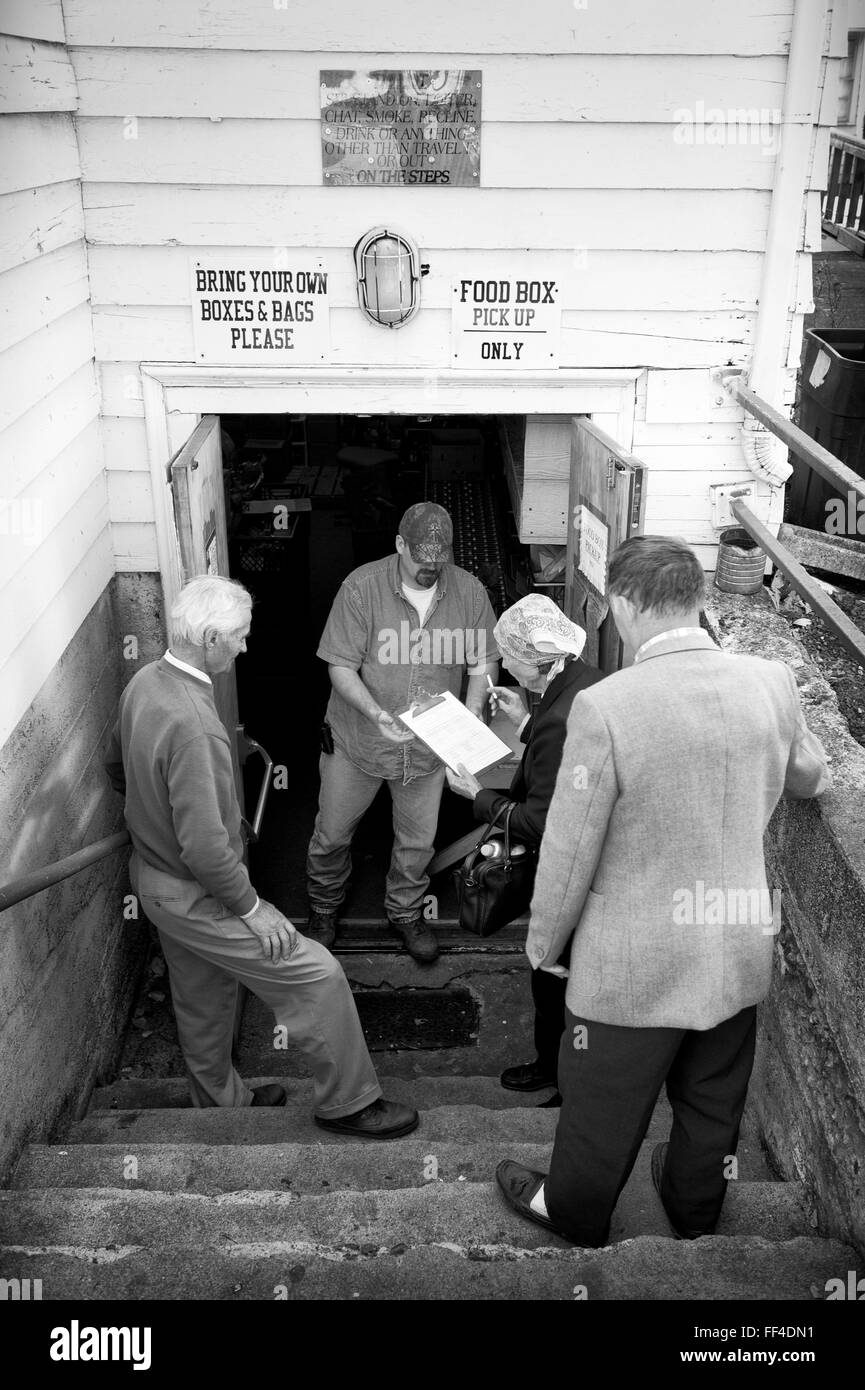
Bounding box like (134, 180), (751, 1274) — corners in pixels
(190, 255), (331, 363)
(452, 262), (563, 368)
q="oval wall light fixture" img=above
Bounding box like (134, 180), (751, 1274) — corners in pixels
(353, 226), (423, 328)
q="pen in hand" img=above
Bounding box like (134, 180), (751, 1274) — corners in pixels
(486, 674), (498, 714)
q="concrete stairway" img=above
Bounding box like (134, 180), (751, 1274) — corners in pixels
(0, 1074), (858, 1300)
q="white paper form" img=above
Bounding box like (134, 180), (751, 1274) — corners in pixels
(397, 690), (512, 775)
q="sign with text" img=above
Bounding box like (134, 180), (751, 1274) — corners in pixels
(451, 263), (563, 368)
(321, 70), (481, 187)
(190, 255), (331, 363)
(577, 502), (609, 595)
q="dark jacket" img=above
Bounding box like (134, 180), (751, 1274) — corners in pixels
(472, 657), (605, 847)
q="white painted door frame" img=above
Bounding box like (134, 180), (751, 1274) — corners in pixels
(141, 363), (642, 612)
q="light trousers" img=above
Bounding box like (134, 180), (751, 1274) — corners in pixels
(306, 747), (446, 920)
(131, 852), (382, 1115)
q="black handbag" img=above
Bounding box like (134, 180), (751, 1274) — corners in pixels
(454, 802), (537, 937)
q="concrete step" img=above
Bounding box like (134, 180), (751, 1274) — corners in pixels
(13, 1130), (776, 1197)
(70, 1091), (772, 1177)
(69, 1102), (560, 1146)
(0, 1173), (811, 1253)
(90, 1074), (557, 1112)
(0, 1234), (855, 1301)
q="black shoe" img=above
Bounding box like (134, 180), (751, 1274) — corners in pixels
(251, 1084), (286, 1107)
(388, 916), (439, 963)
(314, 1097), (420, 1140)
(538, 1092), (562, 1108)
(650, 1142), (709, 1240)
(495, 1160), (569, 1240)
(304, 908), (339, 949)
(500, 1059), (557, 1092)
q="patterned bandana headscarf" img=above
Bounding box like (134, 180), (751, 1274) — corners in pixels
(493, 595), (587, 684)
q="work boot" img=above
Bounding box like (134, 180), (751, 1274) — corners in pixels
(303, 907), (339, 950)
(388, 915), (439, 963)
(250, 1084), (286, 1107)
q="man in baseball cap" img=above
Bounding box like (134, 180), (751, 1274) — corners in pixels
(304, 502), (499, 962)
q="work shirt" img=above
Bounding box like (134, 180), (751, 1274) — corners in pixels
(318, 552), (499, 782)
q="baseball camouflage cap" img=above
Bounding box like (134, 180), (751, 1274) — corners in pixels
(398, 502), (453, 563)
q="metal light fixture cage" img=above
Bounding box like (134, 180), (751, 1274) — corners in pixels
(354, 226), (422, 328)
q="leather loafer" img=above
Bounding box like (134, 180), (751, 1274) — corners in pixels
(500, 1059), (557, 1092)
(388, 917), (439, 963)
(251, 1084), (287, 1107)
(495, 1159), (568, 1240)
(315, 1097), (419, 1140)
(650, 1142), (709, 1240)
(304, 909), (339, 950)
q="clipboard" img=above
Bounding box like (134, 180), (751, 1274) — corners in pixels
(398, 690), (512, 775)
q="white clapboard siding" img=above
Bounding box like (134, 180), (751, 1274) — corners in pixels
(81, 185), (774, 251)
(61, 0), (796, 54)
(0, 529), (114, 749)
(0, 474), (110, 667)
(90, 246), (807, 314)
(634, 444), (754, 473)
(0, 241), (90, 354)
(0, 181), (85, 271)
(111, 521), (159, 571)
(3, 363), (99, 495)
(75, 117), (781, 191)
(101, 415), (150, 471)
(106, 469), (154, 523)
(632, 422), (745, 447)
(0, 35), (78, 112)
(0, 35), (75, 114)
(644, 368), (746, 424)
(0, 113), (81, 194)
(90, 304), (754, 371)
(0, 0), (66, 43)
(98, 363), (144, 417)
(70, 50), (790, 123)
(90, 245), (815, 317)
(0, 420), (103, 591)
(0, 303), (94, 433)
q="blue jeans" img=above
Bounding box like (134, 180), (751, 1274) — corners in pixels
(306, 747), (446, 920)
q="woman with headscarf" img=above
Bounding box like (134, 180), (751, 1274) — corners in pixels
(446, 593), (604, 1105)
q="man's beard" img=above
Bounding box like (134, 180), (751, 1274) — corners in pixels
(415, 569), (439, 587)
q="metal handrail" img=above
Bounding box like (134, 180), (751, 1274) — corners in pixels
(0, 831), (131, 913)
(1, 727), (277, 909)
(719, 377), (865, 668)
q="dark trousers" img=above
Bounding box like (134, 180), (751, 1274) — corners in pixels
(545, 1004), (757, 1247)
(531, 967), (567, 1073)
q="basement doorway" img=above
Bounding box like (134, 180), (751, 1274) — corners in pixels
(219, 411), (542, 932)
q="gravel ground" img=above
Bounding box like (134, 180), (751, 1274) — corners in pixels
(773, 574), (865, 749)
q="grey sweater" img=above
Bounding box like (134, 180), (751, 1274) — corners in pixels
(105, 659), (256, 916)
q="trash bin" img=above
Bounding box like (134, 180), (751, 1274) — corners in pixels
(714, 527), (766, 595)
(790, 328), (865, 535)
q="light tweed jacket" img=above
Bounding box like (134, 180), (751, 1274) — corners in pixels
(526, 630), (831, 1031)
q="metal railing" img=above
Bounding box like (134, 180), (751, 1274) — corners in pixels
(823, 131), (865, 254)
(723, 378), (865, 668)
(0, 728), (273, 913)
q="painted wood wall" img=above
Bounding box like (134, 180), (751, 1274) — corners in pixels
(0, 0), (111, 750)
(3, 0), (845, 625)
(57, 0), (842, 577)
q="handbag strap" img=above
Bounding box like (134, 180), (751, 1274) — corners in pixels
(461, 800), (517, 876)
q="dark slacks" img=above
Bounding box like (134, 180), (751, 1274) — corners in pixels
(545, 1004), (757, 1247)
(531, 966), (568, 1074)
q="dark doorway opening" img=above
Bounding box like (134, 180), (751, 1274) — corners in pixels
(219, 412), (531, 930)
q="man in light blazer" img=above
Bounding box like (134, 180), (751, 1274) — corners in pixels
(495, 535), (831, 1246)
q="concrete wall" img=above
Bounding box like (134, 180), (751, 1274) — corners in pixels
(0, 575), (165, 1181)
(707, 592), (865, 1258)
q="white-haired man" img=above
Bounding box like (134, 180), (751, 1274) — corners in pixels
(105, 575), (417, 1138)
